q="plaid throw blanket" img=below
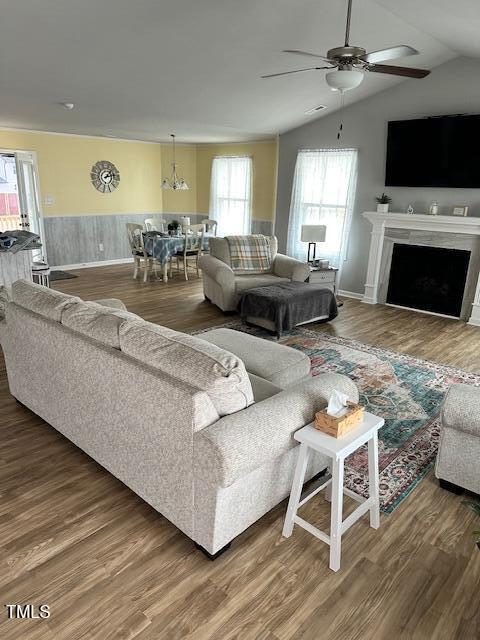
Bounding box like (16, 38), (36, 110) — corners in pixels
(226, 235), (272, 271)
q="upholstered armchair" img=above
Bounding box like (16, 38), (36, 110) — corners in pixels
(435, 384), (480, 494)
(198, 236), (309, 312)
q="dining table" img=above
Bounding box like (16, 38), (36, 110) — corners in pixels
(142, 231), (212, 282)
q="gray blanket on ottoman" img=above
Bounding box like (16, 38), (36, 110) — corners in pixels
(238, 282), (338, 335)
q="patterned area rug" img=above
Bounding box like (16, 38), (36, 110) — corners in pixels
(204, 323), (480, 514)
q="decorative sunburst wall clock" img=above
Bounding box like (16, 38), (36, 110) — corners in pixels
(90, 160), (120, 193)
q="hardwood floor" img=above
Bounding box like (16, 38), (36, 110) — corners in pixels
(1, 264), (479, 640)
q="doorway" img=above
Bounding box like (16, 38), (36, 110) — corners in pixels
(0, 150), (46, 261)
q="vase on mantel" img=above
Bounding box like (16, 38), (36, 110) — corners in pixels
(376, 203), (389, 213)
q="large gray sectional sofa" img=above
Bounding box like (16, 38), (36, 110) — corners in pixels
(0, 279), (358, 556)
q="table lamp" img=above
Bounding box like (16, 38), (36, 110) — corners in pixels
(301, 225), (327, 263)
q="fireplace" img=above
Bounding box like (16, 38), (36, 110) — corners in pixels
(386, 244), (471, 317)
(362, 212), (480, 325)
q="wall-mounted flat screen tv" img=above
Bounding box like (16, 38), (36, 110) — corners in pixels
(385, 115), (480, 188)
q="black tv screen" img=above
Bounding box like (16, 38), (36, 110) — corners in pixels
(385, 115), (480, 188)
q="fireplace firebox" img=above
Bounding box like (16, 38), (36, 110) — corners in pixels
(386, 244), (471, 317)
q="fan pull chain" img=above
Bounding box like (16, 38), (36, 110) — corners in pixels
(337, 90), (346, 140)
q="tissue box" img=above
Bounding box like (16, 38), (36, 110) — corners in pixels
(314, 402), (365, 438)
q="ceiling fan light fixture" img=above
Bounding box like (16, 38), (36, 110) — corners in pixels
(326, 69), (363, 92)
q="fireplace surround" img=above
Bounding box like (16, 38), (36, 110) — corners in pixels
(362, 212), (480, 325)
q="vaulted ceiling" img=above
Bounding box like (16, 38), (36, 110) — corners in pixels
(0, 0), (476, 143)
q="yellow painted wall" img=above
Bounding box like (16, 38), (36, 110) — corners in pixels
(160, 143), (197, 213)
(0, 129), (277, 223)
(0, 129), (163, 217)
(196, 140), (278, 220)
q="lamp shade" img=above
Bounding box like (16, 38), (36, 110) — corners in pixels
(301, 225), (327, 243)
(326, 69), (363, 92)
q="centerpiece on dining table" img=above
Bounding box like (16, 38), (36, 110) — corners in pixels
(167, 220), (181, 236)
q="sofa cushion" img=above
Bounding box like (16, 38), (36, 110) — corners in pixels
(234, 274), (290, 294)
(209, 237), (232, 266)
(119, 321), (254, 419)
(11, 279), (80, 322)
(62, 301), (140, 349)
(198, 328), (311, 387)
(248, 373), (283, 402)
(89, 298), (128, 311)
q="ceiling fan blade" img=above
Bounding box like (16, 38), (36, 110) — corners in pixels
(361, 45), (418, 64)
(369, 64), (430, 79)
(282, 49), (333, 64)
(261, 66), (331, 78)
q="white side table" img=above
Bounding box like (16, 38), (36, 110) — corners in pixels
(282, 412), (384, 571)
(308, 266), (338, 294)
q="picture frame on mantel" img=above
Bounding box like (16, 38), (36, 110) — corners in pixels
(452, 206), (469, 217)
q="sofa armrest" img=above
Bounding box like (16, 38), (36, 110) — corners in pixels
(194, 373), (358, 488)
(90, 298), (127, 311)
(198, 254), (235, 289)
(272, 253), (309, 282)
(442, 384), (480, 438)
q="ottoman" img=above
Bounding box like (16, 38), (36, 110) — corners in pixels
(238, 281), (338, 337)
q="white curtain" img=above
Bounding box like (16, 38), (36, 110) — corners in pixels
(287, 149), (358, 267)
(209, 156), (252, 236)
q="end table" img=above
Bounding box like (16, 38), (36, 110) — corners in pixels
(282, 411), (384, 571)
(308, 266), (338, 294)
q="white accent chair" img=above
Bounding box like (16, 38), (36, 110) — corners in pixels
(198, 236), (310, 312)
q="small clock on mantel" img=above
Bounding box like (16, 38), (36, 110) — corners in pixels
(90, 160), (120, 193)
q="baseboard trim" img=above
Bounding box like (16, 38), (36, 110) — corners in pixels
(337, 289), (363, 300)
(52, 258), (134, 270)
(385, 303), (460, 321)
(467, 303), (480, 327)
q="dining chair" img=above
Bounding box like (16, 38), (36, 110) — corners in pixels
(202, 219), (218, 236)
(174, 224), (205, 281)
(126, 223), (161, 283)
(145, 218), (167, 233)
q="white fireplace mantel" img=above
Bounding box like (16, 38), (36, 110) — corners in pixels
(362, 211), (480, 326)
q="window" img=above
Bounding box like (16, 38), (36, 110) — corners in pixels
(209, 156), (252, 236)
(287, 149), (358, 268)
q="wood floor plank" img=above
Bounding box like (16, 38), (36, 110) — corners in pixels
(1, 264), (479, 639)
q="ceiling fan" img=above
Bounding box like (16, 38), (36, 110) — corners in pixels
(262, 0), (431, 92)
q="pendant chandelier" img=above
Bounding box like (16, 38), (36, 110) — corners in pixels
(162, 134), (189, 190)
